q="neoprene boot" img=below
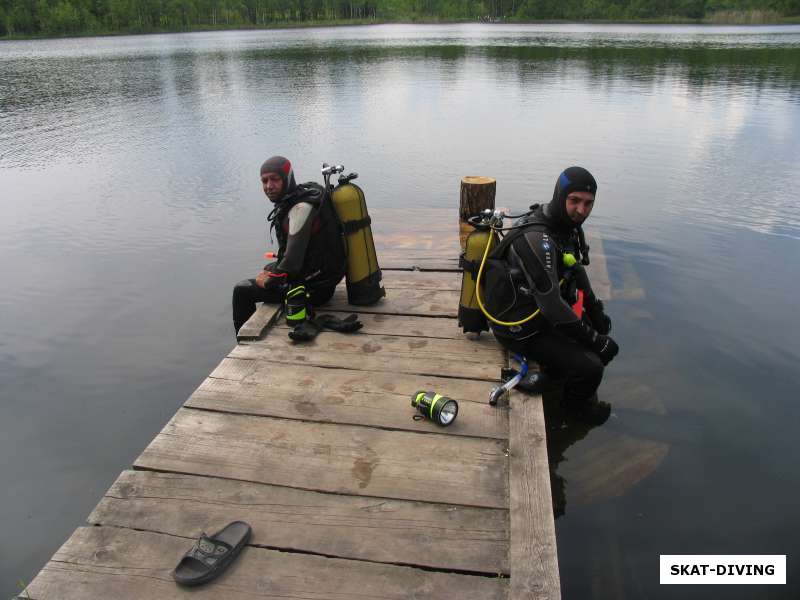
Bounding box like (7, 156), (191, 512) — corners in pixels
(567, 394), (611, 426)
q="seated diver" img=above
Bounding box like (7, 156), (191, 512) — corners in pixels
(232, 155), (359, 340)
(481, 167), (619, 424)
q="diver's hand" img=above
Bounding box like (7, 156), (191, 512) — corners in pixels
(586, 297), (612, 334)
(257, 269), (288, 289)
(255, 270), (270, 289)
(591, 334), (619, 366)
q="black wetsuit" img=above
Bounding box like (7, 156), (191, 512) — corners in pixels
(232, 171), (345, 333)
(482, 167), (617, 407)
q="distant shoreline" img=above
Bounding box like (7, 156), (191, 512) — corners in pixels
(3, 16), (799, 42)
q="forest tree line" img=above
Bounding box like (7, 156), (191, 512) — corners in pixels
(2, 0), (798, 36)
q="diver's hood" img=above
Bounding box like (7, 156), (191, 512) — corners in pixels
(260, 155), (298, 201)
(545, 166), (597, 232)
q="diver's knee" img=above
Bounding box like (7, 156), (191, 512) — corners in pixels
(233, 279), (253, 293)
(582, 354), (605, 381)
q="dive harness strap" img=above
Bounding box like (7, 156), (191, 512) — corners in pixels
(341, 216), (371, 235)
(459, 254), (481, 278)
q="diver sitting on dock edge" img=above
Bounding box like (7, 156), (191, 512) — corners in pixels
(481, 166), (619, 424)
(232, 155), (346, 335)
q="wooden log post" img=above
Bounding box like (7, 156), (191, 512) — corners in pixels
(459, 176), (496, 250)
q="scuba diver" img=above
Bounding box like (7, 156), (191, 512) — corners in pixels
(232, 156), (348, 337)
(481, 166), (619, 424)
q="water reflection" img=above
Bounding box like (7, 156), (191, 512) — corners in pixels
(544, 380), (674, 520)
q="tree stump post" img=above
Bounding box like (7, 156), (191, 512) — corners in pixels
(459, 176), (496, 250)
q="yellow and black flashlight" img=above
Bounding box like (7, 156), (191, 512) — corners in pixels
(411, 391), (458, 426)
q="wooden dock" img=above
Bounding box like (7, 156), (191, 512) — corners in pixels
(22, 260), (561, 598)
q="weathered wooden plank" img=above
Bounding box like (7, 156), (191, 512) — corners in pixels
(24, 527), (508, 600)
(90, 470), (510, 574)
(325, 285), (460, 317)
(508, 390), (560, 600)
(237, 303), (280, 342)
(277, 312), (494, 342)
(237, 272), (462, 342)
(379, 269), (461, 290)
(231, 331), (504, 381)
(373, 207), (460, 272)
(135, 408), (509, 509)
(208, 356), (259, 381)
(584, 230), (611, 302)
(612, 258), (646, 301)
(380, 255), (460, 271)
(209, 356), (499, 402)
(191, 367), (508, 439)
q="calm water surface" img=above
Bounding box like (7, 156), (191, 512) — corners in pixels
(1, 24), (799, 598)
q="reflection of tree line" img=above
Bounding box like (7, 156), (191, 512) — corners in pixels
(1, 0), (798, 36)
(3, 43), (797, 117)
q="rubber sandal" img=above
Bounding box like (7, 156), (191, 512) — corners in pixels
(173, 521), (252, 586)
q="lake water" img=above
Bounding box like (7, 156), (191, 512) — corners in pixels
(1, 23), (799, 598)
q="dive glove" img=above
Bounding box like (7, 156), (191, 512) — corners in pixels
(585, 298), (612, 334)
(317, 314), (363, 333)
(288, 314), (364, 343)
(590, 333), (619, 366)
(288, 319), (322, 342)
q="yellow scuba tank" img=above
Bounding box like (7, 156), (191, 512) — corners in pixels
(458, 227), (495, 334)
(330, 174), (385, 305)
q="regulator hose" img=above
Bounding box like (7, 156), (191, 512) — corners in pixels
(473, 224), (564, 327)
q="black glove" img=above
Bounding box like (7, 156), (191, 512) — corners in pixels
(585, 297), (612, 335)
(590, 333), (619, 366)
(288, 319), (322, 342)
(317, 313), (363, 333)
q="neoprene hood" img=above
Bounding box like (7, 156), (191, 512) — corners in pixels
(260, 155), (297, 200)
(546, 166), (597, 231)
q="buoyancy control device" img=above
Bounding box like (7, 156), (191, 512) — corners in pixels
(322, 163), (385, 306)
(458, 207), (591, 335)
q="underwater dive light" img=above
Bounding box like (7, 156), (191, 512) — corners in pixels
(411, 391), (458, 426)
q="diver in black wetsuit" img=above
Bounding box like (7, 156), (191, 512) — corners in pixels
(482, 166), (619, 424)
(232, 156), (345, 334)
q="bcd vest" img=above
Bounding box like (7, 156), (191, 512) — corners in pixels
(272, 182), (346, 290)
(480, 207), (587, 339)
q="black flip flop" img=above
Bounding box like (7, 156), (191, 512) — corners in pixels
(173, 521), (252, 586)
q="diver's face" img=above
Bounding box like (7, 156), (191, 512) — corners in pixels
(565, 191), (595, 224)
(261, 172), (284, 202)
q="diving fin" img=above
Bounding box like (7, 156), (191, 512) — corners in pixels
(316, 313), (363, 333)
